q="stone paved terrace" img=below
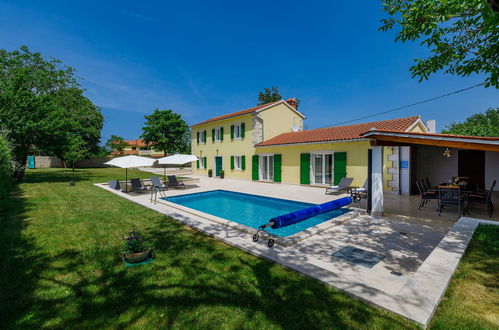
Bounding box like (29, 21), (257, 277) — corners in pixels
(96, 175), (498, 327)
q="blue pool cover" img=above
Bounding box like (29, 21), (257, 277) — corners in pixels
(164, 190), (351, 237)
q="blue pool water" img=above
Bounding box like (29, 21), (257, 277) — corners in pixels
(164, 190), (350, 237)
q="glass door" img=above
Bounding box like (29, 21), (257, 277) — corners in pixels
(313, 153), (333, 185)
(260, 155), (274, 181)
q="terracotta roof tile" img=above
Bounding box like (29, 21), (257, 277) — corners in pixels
(256, 116), (421, 146)
(124, 139), (148, 147)
(191, 101), (281, 127)
(363, 130), (499, 141)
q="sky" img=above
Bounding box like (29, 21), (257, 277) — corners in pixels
(1, 0), (497, 143)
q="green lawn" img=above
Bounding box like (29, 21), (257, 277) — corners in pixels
(0, 168), (496, 329)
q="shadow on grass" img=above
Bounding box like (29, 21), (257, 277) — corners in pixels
(0, 184), (49, 327)
(1, 169), (416, 328)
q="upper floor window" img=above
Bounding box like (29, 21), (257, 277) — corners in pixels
(215, 127), (222, 142)
(197, 130), (206, 144)
(212, 127), (224, 142)
(231, 122), (245, 139)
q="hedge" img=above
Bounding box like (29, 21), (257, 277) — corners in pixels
(0, 136), (12, 199)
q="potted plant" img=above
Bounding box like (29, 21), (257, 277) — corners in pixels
(220, 170), (225, 179)
(122, 230), (152, 263)
(208, 169), (213, 177)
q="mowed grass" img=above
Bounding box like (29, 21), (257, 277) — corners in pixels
(0, 168), (496, 329)
(429, 224), (499, 329)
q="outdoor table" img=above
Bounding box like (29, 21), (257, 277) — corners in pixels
(437, 185), (474, 215)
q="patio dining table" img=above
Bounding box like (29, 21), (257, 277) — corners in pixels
(437, 184), (474, 215)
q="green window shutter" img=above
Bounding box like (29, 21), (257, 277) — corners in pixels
(220, 127), (224, 141)
(300, 153), (310, 184)
(203, 131), (206, 143)
(273, 154), (282, 182)
(241, 155), (246, 170)
(333, 152), (347, 185)
(230, 156), (234, 169)
(212, 129), (215, 142)
(204, 157), (207, 168)
(197, 132), (200, 144)
(197, 159), (199, 169)
(252, 155), (259, 180)
(231, 125), (234, 139)
(241, 123), (245, 138)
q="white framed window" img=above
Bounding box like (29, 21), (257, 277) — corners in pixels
(234, 123), (242, 139)
(259, 154), (274, 181)
(234, 156), (242, 170)
(214, 127), (222, 142)
(311, 151), (334, 185)
(199, 130), (206, 144)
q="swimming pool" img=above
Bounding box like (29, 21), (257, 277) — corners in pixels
(164, 190), (350, 237)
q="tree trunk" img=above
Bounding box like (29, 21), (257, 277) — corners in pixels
(13, 153), (28, 182)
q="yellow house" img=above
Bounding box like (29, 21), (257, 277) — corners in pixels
(191, 99), (430, 192)
(191, 98), (305, 179)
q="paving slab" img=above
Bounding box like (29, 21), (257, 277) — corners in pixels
(95, 177), (498, 327)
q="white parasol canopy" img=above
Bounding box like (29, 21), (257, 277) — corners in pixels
(157, 154), (198, 182)
(105, 155), (157, 192)
(157, 154), (198, 165)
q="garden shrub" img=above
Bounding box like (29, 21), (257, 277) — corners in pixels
(0, 136), (12, 198)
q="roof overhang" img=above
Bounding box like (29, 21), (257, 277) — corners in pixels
(255, 138), (369, 148)
(363, 130), (499, 152)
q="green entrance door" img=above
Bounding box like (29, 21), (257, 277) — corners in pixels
(215, 157), (223, 176)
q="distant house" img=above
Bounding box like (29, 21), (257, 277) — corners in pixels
(115, 139), (164, 158)
(191, 98), (431, 193)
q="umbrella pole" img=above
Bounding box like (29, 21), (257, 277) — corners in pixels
(164, 167), (166, 183)
(126, 168), (128, 193)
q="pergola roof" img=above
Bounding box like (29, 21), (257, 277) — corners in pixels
(362, 130), (499, 152)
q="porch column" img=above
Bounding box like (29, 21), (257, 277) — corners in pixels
(371, 146), (384, 216)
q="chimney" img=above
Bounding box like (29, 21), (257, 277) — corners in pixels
(286, 98), (299, 110)
(426, 120), (436, 133)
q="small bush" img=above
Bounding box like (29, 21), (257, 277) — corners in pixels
(0, 136), (12, 198)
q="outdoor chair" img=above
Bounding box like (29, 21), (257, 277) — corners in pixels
(468, 180), (495, 217)
(167, 175), (186, 189)
(325, 177), (353, 195)
(417, 179), (437, 210)
(350, 179), (368, 203)
(108, 180), (123, 192)
(438, 186), (463, 217)
(423, 177), (436, 192)
(151, 177), (168, 197)
(130, 178), (149, 193)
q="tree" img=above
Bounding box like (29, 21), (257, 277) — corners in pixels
(380, 0), (499, 88)
(62, 135), (89, 172)
(41, 88), (103, 166)
(0, 46), (103, 180)
(257, 87), (282, 105)
(442, 107), (499, 136)
(105, 135), (128, 156)
(141, 110), (189, 156)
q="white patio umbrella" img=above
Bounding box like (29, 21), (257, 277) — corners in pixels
(157, 154), (199, 181)
(105, 155), (157, 192)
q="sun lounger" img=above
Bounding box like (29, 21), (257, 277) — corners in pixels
(325, 177), (353, 195)
(130, 178), (149, 193)
(167, 175), (186, 189)
(108, 180), (123, 192)
(151, 177), (168, 197)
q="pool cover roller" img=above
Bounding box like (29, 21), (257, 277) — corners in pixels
(261, 196), (352, 230)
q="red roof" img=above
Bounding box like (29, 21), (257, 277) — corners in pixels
(124, 139), (148, 147)
(362, 130), (499, 141)
(191, 100), (284, 127)
(256, 116), (421, 147)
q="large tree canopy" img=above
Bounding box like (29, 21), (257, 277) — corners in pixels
(380, 0), (499, 88)
(0, 46), (103, 179)
(257, 87), (282, 105)
(141, 109), (189, 156)
(442, 107), (499, 136)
